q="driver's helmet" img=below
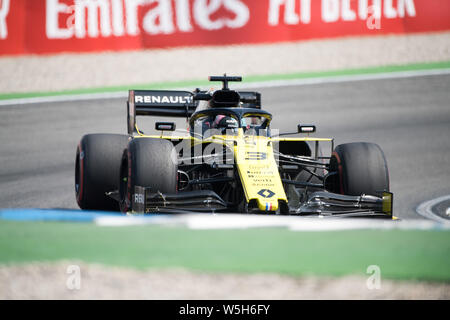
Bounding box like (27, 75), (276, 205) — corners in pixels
(212, 115), (239, 132)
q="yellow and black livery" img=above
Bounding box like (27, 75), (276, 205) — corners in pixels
(75, 75), (393, 218)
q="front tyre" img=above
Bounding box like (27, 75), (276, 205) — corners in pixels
(119, 138), (177, 213)
(329, 142), (389, 197)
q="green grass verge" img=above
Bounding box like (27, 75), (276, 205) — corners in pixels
(1, 61), (449, 101)
(0, 220), (449, 282)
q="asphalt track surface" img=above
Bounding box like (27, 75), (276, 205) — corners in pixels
(0, 74), (449, 220)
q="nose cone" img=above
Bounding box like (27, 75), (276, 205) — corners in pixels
(234, 136), (287, 212)
(256, 199), (279, 212)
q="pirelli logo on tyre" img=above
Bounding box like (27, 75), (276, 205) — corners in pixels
(245, 152), (266, 160)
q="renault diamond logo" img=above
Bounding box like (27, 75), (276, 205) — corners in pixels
(257, 189), (275, 198)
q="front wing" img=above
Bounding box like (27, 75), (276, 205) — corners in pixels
(117, 186), (393, 219)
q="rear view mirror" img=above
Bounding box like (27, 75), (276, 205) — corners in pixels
(297, 124), (316, 133)
(155, 122), (176, 131)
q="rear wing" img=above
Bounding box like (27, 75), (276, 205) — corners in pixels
(127, 90), (198, 134)
(127, 89), (262, 134)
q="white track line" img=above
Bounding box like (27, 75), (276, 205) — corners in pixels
(1, 68), (450, 107)
(95, 213), (450, 231)
(416, 195), (450, 224)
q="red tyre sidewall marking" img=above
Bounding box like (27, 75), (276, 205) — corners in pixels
(332, 151), (344, 195)
(125, 149), (132, 213)
(76, 142), (84, 206)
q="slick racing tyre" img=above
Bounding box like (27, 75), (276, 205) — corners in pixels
(329, 142), (389, 197)
(119, 138), (177, 213)
(75, 134), (129, 211)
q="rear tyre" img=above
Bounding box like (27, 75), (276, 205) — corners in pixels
(329, 142), (389, 196)
(75, 134), (129, 211)
(119, 138), (177, 213)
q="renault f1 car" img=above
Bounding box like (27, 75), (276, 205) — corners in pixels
(75, 75), (393, 218)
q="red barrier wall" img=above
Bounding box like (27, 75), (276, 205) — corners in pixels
(1, 0), (449, 56)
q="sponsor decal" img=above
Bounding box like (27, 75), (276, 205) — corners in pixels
(257, 189), (275, 198)
(134, 94), (193, 105)
(225, 119), (238, 126)
(0, 0), (10, 40)
(45, 0), (250, 39)
(134, 192), (145, 205)
(1, 0), (450, 55)
(246, 165), (276, 188)
(245, 151), (267, 160)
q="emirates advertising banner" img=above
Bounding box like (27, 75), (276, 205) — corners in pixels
(0, 0), (449, 56)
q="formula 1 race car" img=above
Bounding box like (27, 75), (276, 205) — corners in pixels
(75, 75), (393, 218)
